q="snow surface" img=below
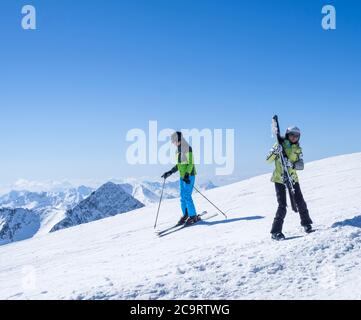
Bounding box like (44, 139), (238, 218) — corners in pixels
(1, 153), (361, 300)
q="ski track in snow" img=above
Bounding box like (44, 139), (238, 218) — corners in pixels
(1, 153), (361, 300)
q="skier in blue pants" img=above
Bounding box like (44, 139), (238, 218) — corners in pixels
(180, 174), (197, 220)
(162, 131), (199, 225)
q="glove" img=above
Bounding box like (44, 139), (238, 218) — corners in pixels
(272, 144), (283, 156)
(183, 173), (191, 184)
(294, 159), (304, 170)
(161, 171), (173, 179)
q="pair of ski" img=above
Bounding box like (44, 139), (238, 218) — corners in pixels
(272, 115), (299, 213)
(156, 211), (218, 237)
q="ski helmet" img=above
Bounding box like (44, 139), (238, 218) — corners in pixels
(286, 126), (301, 139)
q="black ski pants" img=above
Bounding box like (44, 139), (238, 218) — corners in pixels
(271, 182), (313, 234)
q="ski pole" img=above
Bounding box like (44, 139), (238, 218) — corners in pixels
(154, 178), (166, 229)
(193, 186), (227, 219)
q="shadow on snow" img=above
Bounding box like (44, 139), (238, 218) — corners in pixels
(332, 215), (361, 229)
(157, 216), (265, 237)
(199, 215), (265, 227)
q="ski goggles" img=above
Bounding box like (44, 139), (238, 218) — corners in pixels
(289, 133), (300, 139)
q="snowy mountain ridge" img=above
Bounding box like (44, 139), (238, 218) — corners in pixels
(1, 153), (361, 299)
(0, 179), (217, 242)
(0, 208), (40, 246)
(0, 179), (216, 208)
(112, 179), (217, 206)
(0, 182), (145, 244)
(0, 186), (93, 212)
(0, 186), (94, 238)
(50, 182), (145, 232)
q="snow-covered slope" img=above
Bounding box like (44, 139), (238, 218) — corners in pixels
(1, 153), (361, 300)
(50, 182), (145, 232)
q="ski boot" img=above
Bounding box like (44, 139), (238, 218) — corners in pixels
(271, 232), (286, 241)
(177, 215), (189, 226)
(304, 225), (313, 234)
(185, 215), (201, 226)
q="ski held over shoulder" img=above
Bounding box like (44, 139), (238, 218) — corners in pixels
(271, 115), (299, 213)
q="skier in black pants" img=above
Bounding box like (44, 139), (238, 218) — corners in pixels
(267, 126), (313, 240)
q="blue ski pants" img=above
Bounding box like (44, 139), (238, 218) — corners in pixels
(180, 176), (197, 217)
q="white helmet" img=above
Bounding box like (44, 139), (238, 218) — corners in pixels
(286, 126), (301, 140)
(286, 126), (301, 138)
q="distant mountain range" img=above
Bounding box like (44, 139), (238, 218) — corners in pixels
(113, 179), (217, 205)
(50, 182), (144, 232)
(0, 178), (218, 245)
(0, 208), (40, 246)
(0, 186), (94, 236)
(0, 186), (93, 213)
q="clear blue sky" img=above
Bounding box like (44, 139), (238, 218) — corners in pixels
(0, 0), (360, 186)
